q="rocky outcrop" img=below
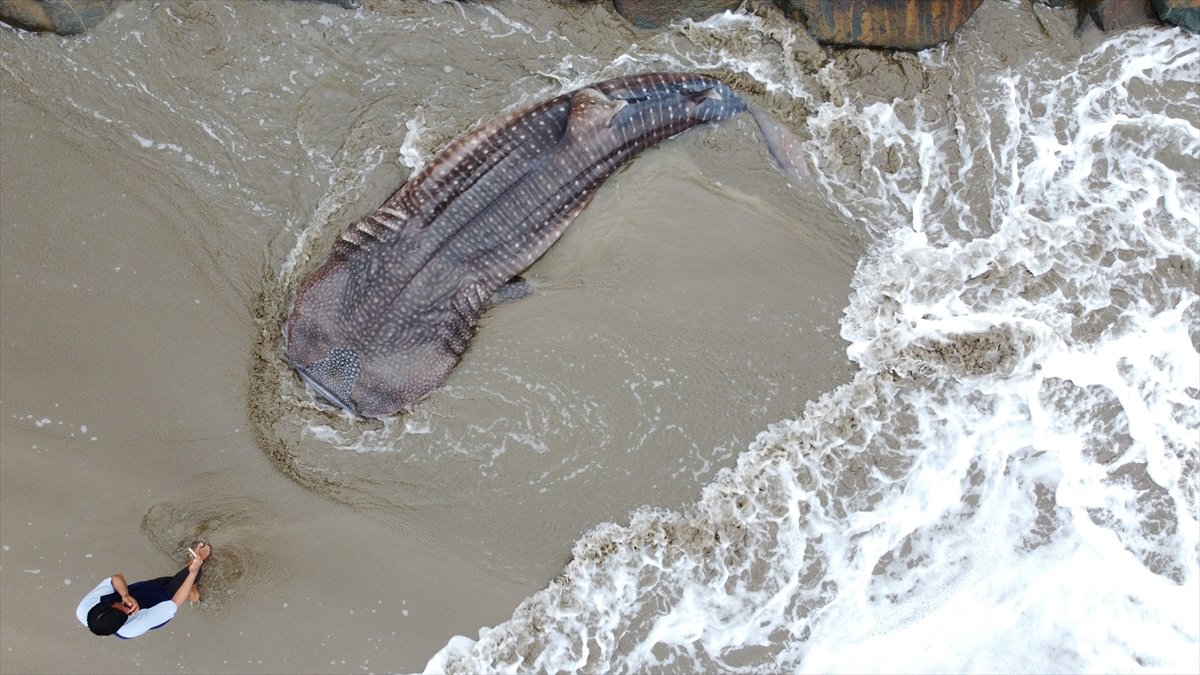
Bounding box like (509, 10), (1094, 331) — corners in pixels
(1152, 0), (1200, 31)
(611, 0), (983, 49)
(0, 0), (119, 34)
(773, 0), (984, 50)
(1077, 0), (1159, 31)
(611, 0), (741, 29)
(0, 0), (359, 35)
(1075, 0), (1199, 34)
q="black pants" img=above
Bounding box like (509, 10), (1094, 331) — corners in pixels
(147, 565), (202, 596)
(101, 565), (202, 609)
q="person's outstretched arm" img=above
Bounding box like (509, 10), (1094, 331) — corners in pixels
(170, 546), (206, 608)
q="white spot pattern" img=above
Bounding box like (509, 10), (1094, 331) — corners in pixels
(286, 73), (747, 416)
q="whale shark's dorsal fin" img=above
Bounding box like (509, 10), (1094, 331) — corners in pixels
(565, 87), (628, 141)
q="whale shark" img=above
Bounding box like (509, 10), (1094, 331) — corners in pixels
(284, 72), (802, 417)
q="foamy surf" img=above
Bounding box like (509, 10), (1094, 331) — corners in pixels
(427, 21), (1199, 675)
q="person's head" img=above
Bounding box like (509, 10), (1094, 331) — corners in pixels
(86, 601), (131, 636)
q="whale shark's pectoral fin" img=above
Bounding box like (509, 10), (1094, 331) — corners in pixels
(488, 276), (535, 306)
(565, 87), (629, 140)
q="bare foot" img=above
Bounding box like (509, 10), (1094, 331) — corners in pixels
(188, 585), (201, 604)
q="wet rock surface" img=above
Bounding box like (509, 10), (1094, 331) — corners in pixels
(1077, 0), (1159, 31)
(1152, 0), (1200, 31)
(0, 0), (119, 34)
(611, 0), (742, 28)
(773, 0), (985, 49)
(0, 0), (358, 35)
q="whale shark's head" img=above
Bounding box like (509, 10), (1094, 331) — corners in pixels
(284, 263), (369, 415)
(284, 261), (458, 418)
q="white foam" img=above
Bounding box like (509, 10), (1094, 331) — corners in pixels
(398, 115), (432, 173)
(428, 22), (1200, 675)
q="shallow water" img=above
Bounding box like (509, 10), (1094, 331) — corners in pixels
(1, 1), (1196, 673)
(3, 0), (852, 575)
(431, 6), (1199, 674)
(2, 1), (850, 670)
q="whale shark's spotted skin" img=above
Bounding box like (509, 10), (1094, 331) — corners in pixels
(285, 73), (748, 417)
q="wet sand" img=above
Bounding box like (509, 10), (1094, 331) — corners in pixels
(0, 100), (534, 673)
(1, 2), (856, 672)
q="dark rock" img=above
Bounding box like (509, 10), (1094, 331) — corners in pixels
(612, 0), (742, 29)
(0, 0), (358, 35)
(0, 0), (119, 35)
(1077, 0), (1158, 31)
(1153, 0), (1200, 31)
(773, 0), (984, 50)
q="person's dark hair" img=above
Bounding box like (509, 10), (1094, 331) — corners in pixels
(86, 602), (126, 636)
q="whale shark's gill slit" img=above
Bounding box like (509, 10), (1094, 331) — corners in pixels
(365, 213), (400, 232)
(442, 330), (469, 357)
(358, 159), (558, 334)
(357, 112), (576, 327)
(355, 217), (386, 241)
(449, 294), (476, 329)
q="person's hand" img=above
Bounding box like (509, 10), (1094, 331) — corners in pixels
(120, 594), (139, 614)
(187, 542), (211, 572)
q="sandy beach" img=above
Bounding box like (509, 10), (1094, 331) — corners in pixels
(1, 2), (853, 671)
(0, 96), (538, 673)
(7, 1), (1193, 672)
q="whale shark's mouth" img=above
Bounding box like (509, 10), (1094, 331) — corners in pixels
(292, 361), (356, 415)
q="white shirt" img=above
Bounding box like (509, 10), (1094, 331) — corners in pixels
(75, 577), (177, 639)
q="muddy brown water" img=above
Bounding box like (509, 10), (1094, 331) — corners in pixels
(1, 1), (862, 672)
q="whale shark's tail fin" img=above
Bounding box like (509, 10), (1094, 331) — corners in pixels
(747, 105), (809, 182)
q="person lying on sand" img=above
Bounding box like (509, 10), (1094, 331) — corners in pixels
(75, 542), (211, 639)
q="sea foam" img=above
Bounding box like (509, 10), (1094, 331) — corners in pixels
(428, 21), (1199, 675)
